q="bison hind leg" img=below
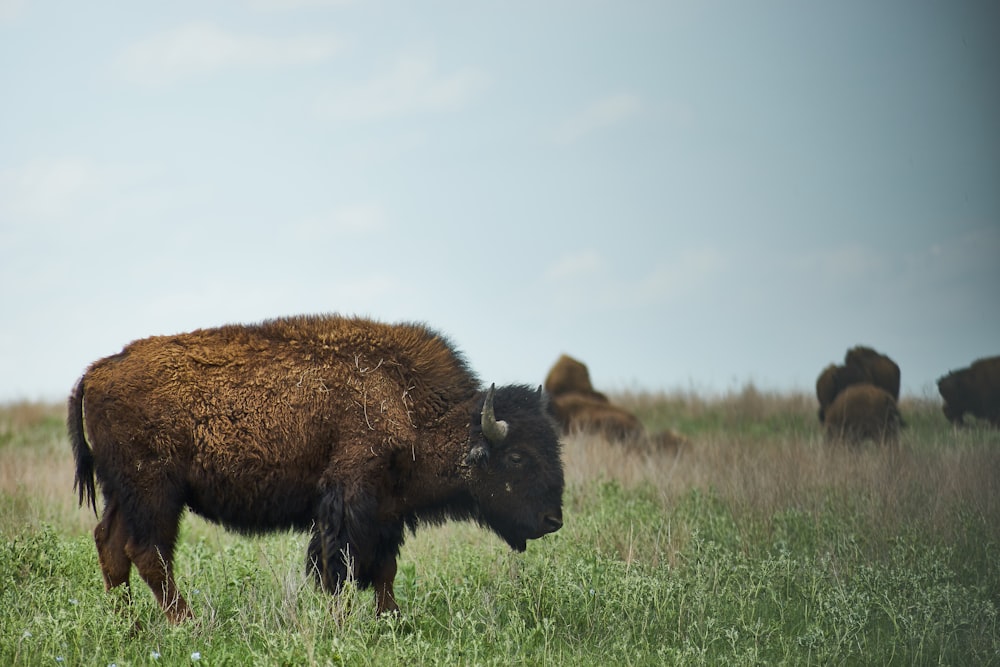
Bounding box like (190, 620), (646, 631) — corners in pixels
(306, 486), (350, 594)
(121, 495), (190, 623)
(94, 498), (132, 594)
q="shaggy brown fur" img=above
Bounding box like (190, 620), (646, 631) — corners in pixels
(823, 383), (901, 446)
(937, 355), (1000, 427)
(68, 314), (564, 622)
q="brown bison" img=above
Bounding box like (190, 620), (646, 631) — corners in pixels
(69, 315), (565, 622)
(815, 346), (900, 423)
(548, 391), (644, 441)
(937, 355), (1000, 427)
(544, 354), (609, 401)
(823, 383), (901, 445)
(544, 354), (636, 440)
(543, 354), (686, 451)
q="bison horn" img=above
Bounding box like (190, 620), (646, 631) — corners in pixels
(481, 383), (509, 444)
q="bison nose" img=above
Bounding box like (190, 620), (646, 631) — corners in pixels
(542, 514), (563, 533)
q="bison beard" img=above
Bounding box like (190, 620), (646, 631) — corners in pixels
(68, 315), (565, 622)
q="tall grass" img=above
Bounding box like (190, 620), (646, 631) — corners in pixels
(2, 392), (999, 665)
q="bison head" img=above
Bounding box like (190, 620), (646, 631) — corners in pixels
(466, 384), (564, 552)
(937, 371), (966, 423)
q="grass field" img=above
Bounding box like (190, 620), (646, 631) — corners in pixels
(2, 388), (999, 665)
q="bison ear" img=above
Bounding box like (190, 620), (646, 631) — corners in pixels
(536, 385), (550, 413)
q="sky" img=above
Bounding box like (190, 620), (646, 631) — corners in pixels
(1, 1), (998, 403)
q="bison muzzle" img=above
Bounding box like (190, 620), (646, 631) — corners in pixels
(68, 315), (565, 622)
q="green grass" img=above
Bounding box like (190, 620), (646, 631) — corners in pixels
(2, 396), (999, 665)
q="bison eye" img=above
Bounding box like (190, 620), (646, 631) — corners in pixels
(508, 452), (524, 466)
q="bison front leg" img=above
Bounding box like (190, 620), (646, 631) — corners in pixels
(306, 527), (352, 595)
(307, 485), (350, 594)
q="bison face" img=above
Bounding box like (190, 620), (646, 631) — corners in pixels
(467, 384), (565, 552)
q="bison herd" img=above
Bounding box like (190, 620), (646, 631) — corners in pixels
(546, 347), (1000, 448)
(814, 346), (1000, 445)
(66, 314), (998, 623)
(815, 345), (903, 445)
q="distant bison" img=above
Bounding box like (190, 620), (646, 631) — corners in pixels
(544, 354), (608, 402)
(815, 345), (900, 423)
(69, 315), (565, 622)
(543, 354), (686, 451)
(937, 355), (1000, 427)
(823, 383), (901, 445)
(548, 391), (644, 441)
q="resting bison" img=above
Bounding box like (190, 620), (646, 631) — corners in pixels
(543, 354), (686, 451)
(548, 391), (644, 441)
(68, 315), (565, 622)
(815, 346), (900, 423)
(823, 383), (901, 445)
(937, 355), (1000, 427)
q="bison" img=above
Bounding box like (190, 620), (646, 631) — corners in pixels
(823, 383), (901, 445)
(937, 355), (1000, 427)
(69, 314), (565, 622)
(815, 346), (900, 423)
(543, 354), (686, 452)
(548, 391), (644, 441)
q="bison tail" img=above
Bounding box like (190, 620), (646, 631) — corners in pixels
(67, 377), (97, 515)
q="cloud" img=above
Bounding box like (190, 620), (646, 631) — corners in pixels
(791, 244), (884, 281)
(544, 247), (724, 310)
(294, 203), (388, 240)
(544, 250), (607, 281)
(0, 156), (127, 221)
(554, 93), (642, 144)
(0, 0), (24, 23)
(314, 56), (489, 121)
(117, 22), (342, 86)
(634, 248), (726, 303)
